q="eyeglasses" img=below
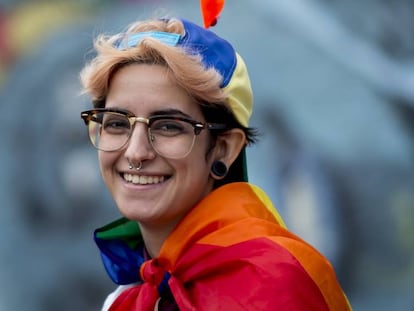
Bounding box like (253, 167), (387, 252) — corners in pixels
(80, 108), (227, 159)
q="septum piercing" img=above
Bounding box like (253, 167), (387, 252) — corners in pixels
(128, 160), (142, 171)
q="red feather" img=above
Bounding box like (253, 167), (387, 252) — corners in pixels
(200, 0), (225, 28)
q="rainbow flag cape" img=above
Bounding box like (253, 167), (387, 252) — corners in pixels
(95, 182), (351, 310)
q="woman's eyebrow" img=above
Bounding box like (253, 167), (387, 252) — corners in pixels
(150, 109), (193, 119)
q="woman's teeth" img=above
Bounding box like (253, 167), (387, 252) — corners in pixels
(123, 173), (165, 185)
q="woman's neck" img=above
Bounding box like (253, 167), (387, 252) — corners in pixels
(139, 220), (179, 258)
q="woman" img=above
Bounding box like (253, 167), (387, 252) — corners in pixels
(80, 17), (352, 310)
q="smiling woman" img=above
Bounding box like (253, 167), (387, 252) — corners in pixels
(79, 17), (352, 311)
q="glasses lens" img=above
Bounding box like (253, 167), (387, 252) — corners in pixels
(88, 111), (131, 151)
(149, 118), (197, 159)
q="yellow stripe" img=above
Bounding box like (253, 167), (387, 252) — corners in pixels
(223, 53), (253, 127)
(249, 184), (287, 228)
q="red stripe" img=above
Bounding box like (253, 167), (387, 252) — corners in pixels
(169, 238), (329, 310)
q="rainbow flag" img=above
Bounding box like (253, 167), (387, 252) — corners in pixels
(95, 182), (351, 310)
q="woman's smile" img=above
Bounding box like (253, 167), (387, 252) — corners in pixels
(122, 173), (167, 185)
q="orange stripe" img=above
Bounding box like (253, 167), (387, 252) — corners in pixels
(159, 183), (278, 264)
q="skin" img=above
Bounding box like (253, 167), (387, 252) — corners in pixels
(100, 63), (245, 257)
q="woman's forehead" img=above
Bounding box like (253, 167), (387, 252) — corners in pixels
(105, 64), (204, 118)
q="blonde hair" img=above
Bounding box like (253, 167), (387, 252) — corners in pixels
(80, 18), (226, 107)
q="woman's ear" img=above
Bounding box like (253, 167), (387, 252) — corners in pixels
(209, 129), (246, 178)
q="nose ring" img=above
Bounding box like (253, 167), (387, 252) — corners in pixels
(128, 160), (142, 171)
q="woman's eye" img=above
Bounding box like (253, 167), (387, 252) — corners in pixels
(151, 120), (187, 136)
(102, 116), (130, 132)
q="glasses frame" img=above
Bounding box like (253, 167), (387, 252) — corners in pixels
(80, 107), (228, 156)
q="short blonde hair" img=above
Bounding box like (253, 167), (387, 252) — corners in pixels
(80, 18), (226, 108)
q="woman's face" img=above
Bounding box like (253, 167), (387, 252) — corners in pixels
(99, 64), (215, 230)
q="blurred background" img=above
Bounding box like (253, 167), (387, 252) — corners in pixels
(0, 0), (413, 310)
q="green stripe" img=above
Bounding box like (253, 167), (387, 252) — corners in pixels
(96, 217), (142, 249)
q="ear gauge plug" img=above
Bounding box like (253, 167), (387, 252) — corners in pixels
(211, 160), (228, 177)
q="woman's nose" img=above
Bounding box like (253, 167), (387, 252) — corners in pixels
(123, 124), (156, 161)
